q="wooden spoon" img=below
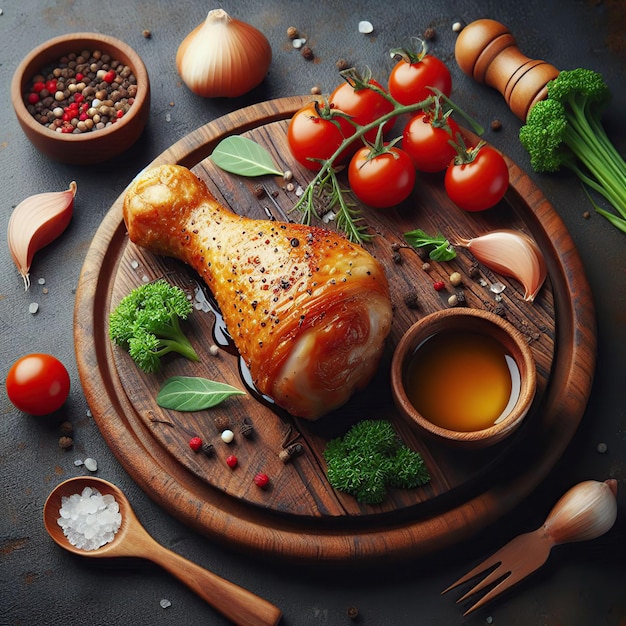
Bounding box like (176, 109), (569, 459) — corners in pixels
(43, 476), (282, 626)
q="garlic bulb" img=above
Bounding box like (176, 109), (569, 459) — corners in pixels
(458, 229), (547, 302)
(7, 181), (76, 290)
(544, 479), (618, 545)
(176, 9), (272, 98)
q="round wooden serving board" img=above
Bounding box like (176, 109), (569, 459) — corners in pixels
(74, 95), (596, 563)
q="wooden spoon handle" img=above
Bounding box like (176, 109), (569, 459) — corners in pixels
(454, 19), (560, 120)
(148, 541), (282, 626)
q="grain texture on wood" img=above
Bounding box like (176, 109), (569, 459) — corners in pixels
(74, 96), (596, 563)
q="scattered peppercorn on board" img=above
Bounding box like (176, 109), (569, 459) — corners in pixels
(74, 95), (596, 563)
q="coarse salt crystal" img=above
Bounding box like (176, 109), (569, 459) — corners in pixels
(160, 599), (172, 609)
(84, 458), (98, 472)
(29, 302), (39, 314)
(358, 20), (374, 34)
(57, 487), (122, 550)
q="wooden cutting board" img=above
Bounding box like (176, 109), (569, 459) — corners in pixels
(74, 95), (596, 563)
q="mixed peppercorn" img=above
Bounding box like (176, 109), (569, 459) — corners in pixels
(23, 49), (137, 134)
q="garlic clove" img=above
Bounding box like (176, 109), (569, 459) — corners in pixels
(176, 9), (272, 98)
(458, 229), (547, 302)
(543, 479), (618, 545)
(7, 181), (76, 290)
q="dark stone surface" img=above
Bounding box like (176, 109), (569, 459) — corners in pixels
(1, 1), (624, 624)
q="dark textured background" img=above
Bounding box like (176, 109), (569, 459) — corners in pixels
(1, 1), (625, 625)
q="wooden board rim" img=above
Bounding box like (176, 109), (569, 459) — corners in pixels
(74, 95), (596, 563)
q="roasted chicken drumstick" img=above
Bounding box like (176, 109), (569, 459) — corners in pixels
(123, 164), (393, 420)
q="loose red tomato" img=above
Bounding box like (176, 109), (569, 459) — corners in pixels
(389, 54), (452, 106)
(402, 113), (461, 173)
(444, 145), (509, 212)
(329, 79), (395, 143)
(348, 146), (416, 208)
(287, 100), (349, 171)
(6, 353), (70, 416)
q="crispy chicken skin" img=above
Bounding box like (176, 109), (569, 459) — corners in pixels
(123, 164), (393, 419)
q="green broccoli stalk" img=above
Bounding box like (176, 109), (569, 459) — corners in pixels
(519, 68), (626, 233)
(324, 419), (430, 505)
(109, 279), (199, 373)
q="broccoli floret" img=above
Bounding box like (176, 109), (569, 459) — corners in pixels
(324, 419), (430, 505)
(109, 279), (199, 373)
(519, 68), (626, 233)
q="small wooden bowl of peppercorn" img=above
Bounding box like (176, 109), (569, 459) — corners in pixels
(11, 32), (150, 165)
(391, 307), (537, 449)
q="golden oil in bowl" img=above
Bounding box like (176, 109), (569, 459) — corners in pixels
(403, 329), (521, 432)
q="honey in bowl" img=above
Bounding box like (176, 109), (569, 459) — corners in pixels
(403, 329), (521, 432)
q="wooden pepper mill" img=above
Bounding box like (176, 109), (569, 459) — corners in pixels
(454, 19), (560, 121)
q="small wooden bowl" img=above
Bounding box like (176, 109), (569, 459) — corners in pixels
(11, 33), (150, 164)
(391, 308), (536, 448)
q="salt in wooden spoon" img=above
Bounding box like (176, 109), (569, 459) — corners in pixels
(44, 476), (282, 626)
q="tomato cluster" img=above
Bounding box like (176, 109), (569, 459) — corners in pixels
(287, 51), (509, 212)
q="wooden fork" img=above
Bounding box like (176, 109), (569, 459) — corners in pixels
(442, 479), (618, 616)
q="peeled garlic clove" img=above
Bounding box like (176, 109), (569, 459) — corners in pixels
(176, 9), (272, 98)
(7, 181), (76, 290)
(458, 229), (547, 302)
(543, 479), (618, 545)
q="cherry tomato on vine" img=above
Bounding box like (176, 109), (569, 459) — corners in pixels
(444, 144), (509, 212)
(348, 146), (416, 208)
(329, 78), (395, 143)
(389, 53), (452, 106)
(287, 100), (350, 171)
(6, 353), (70, 415)
(402, 113), (461, 173)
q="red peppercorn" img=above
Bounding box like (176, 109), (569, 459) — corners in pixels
(27, 92), (39, 104)
(253, 473), (269, 488)
(103, 70), (116, 83)
(33, 81), (46, 93)
(45, 79), (57, 92)
(189, 436), (203, 452)
(226, 454), (238, 468)
(433, 280), (446, 291)
(75, 72), (84, 81)
(116, 109), (124, 119)
(74, 93), (84, 104)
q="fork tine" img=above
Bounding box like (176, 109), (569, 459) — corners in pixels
(442, 532), (533, 594)
(455, 565), (510, 603)
(462, 567), (531, 616)
(446, 530), (553, 616)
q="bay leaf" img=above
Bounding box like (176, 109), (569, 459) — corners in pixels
(156, 376), (246, 411)
(211, 136), (283, 177)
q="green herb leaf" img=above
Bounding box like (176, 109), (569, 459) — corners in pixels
(156, 376), (246, 411)
(211, 136), (284, 177)
(404, 228), (457, 261)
